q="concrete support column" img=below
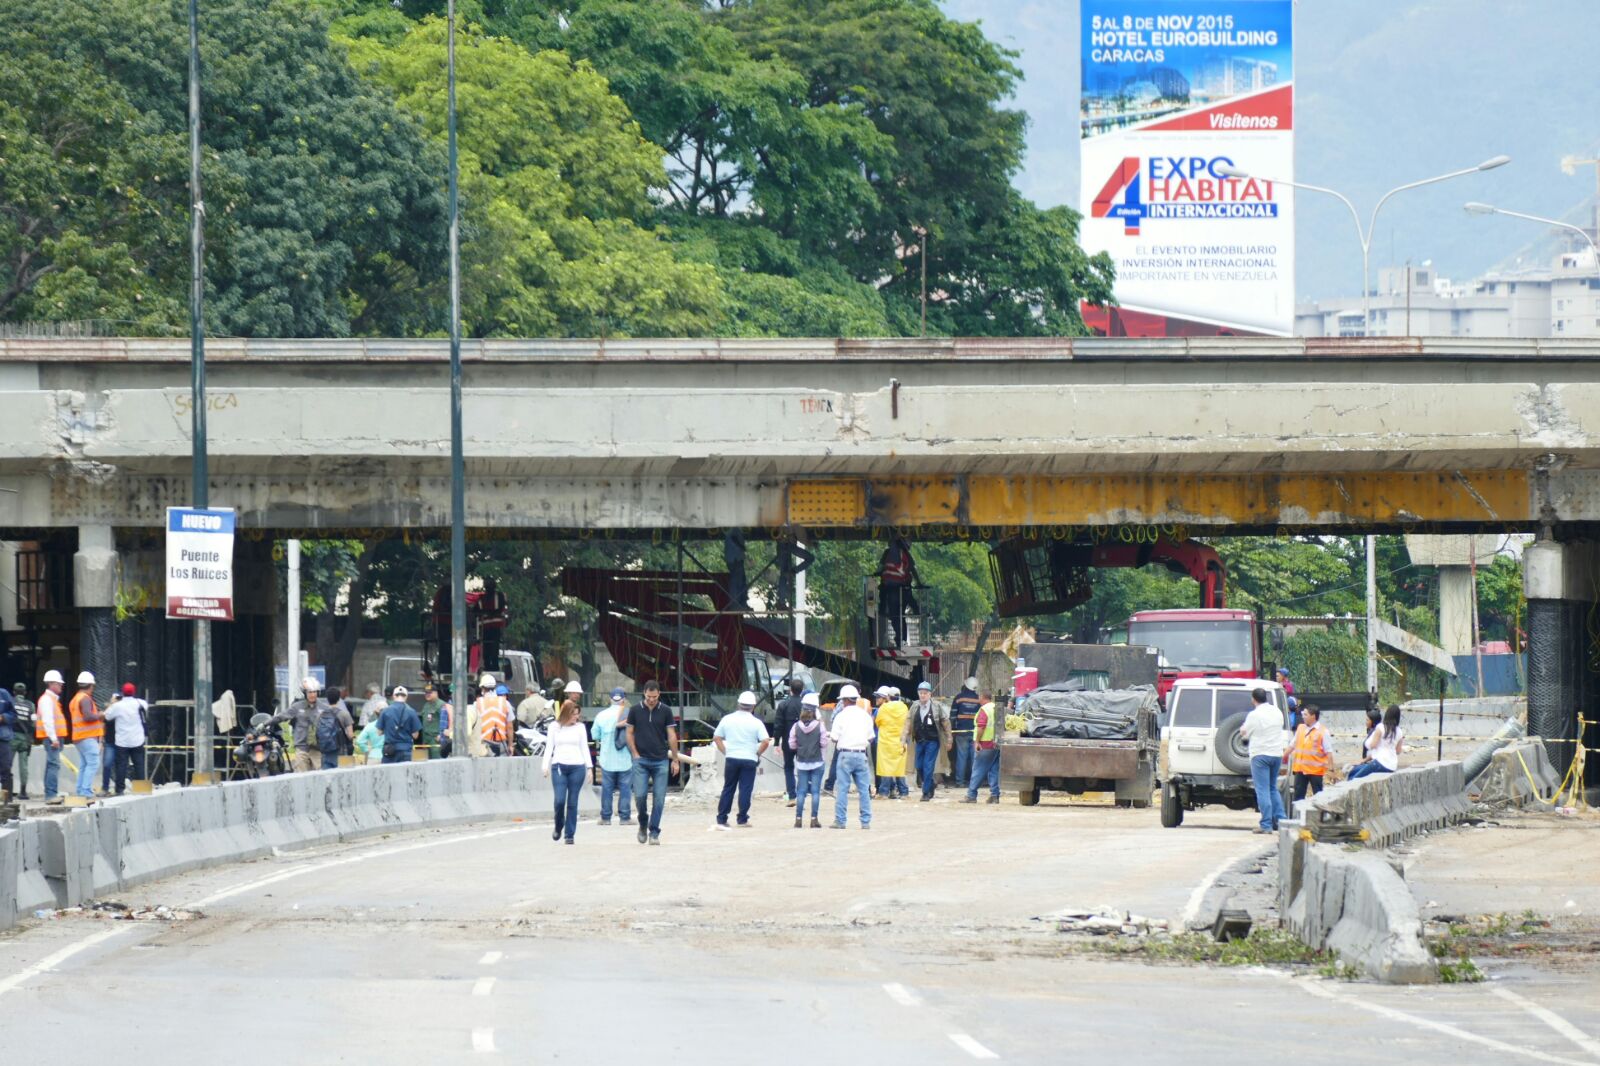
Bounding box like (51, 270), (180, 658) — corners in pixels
(74, 526), (118, 691)
(1523, 540), (1600, 782)
(1436, 566), (1475, 657)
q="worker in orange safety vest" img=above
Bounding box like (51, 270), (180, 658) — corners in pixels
(1287, 704), (1334, 802)
(467, 673), (512, 757)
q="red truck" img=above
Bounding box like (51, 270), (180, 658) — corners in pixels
(1127, 608), (1262, 704)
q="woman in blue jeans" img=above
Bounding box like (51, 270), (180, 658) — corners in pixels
(1347, 705), (1404, 780)
(543, 699), (593, 844)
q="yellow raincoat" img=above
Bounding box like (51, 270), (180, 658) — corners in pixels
(875, 699), (910, 777)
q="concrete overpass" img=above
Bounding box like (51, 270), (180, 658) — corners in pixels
(2, 335), (1600, 535)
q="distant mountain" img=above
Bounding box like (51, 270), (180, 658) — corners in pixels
(943, 0), (1599, 302)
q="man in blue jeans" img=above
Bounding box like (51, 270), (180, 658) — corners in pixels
(1238, 687), (1288, 833)
(963, 694), (1001, 803)
(626, 681), (679, 845)
(713, 690), (771, 828)
(949, 679), (981, 788)
(592, 688), (634, 825)
(828, 685), (874, 829)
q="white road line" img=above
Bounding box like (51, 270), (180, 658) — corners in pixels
(190, 825), (536, 907)
(0, 927), (125, 1002)
(471, 1027), (497, 1053)
(479, 951), (503, 966)
(882, 982), (922, 1007)
(472, 977), (497, 997)
(1179, 843), (1259, 929)
(1491, 985), (1600, 1061)
(948, 1033), (999, 1060)
(1298, 978), (1590, 1066)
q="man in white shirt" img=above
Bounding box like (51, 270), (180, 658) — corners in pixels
(103, 682), (149, 795)
(713, 691), (772, 829)
(358, 683), (387, 728)
(827, 684), (874, 829)
(1237, 688), (1287, 834)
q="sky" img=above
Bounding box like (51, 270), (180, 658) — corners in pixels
(941, 0), (1600, 302)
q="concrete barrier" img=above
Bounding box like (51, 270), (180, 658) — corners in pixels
(2, 756), (591, 931)
(1278, 829), (1436, 983)
(1473, 740), (1562, 808)
(1299, 761), (1470, 848)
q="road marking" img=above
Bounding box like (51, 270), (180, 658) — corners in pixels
(1298, 978), (1589, 1066)
(473, 977), (497, 997)
(1491, 985), (1600, 1061)
(1179, 842), (1261, 929)
(882, 982), (922, 1007)
(471, 1027), (497, 1052)
(0, 927), (125, 1002)
(479, 951), (503, 966)
(190, 825), (536, 907)
(948, 1033), (999, 1060)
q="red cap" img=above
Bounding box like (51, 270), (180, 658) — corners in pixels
(122, 683), (136, 696)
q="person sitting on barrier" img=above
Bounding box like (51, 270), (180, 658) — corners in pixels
(1348, 705), (1404, 780)
(377, 686), (421, 764)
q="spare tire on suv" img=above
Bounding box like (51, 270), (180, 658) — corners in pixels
(1214, 710), (1254, 775)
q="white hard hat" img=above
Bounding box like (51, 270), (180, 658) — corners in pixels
(392, 685), (409, 700)
(890, 687), (901, 698)
(838, 684), (859, 701)
(564, 680), (583, 695)
(43, 669), (64, 685)
(801, 692), (820, 708)
(874, 685), (890, 697)
(302, 676), (321, 691)
(77, 671), (96, 686)
(737, 690), (757, 707)
(479, 673), (496, 689)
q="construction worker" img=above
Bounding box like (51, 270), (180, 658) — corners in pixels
(713, 690), (771, 830)
(35, 670), (67, 799)
(963, 691), (1002, 804)
(1288, 704), (1334, 801)
(876, 537), (920, 648)
(376, 686), (422, 764)
(286, 677), (330, 773)
(68, 671), (104, 798)
(9, 682), (34, 799)
(875, 686), (910, 798)
(103, 682), (149, 795)
(910, 680), (950, 801)
(418, 682), (449, 757)
(949, 677), (981, 789)
(467, 673), (512, 757)
(828, 684), (873, 829)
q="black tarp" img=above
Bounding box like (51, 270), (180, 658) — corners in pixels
(1019, 684), (1158, 741)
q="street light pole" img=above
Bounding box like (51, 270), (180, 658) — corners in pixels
(1218, 156), (1509, 336)
(447, 0), (469, 757)
(186, 0), (213, 778)
(1463, 202), (1600, 274)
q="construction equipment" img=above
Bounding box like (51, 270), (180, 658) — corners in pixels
(989, 535), (1227, 617)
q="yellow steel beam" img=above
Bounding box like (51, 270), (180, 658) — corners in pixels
(785, 471), (1530, 528)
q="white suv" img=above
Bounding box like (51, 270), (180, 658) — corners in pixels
(1160, 678), (1288, 828)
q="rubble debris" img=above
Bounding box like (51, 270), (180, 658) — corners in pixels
(34, 901), (202, 922)
(1034, 905), (1170, 937)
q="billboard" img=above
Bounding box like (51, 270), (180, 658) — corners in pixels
(165, 507), (236, 621)
(1080, 0), (1294, 335)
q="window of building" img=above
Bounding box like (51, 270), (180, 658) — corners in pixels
(1556, 320), (1565, 332)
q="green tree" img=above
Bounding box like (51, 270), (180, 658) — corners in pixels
(338, 15), (722, 336)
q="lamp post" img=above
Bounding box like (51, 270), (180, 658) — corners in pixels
(1217, 156), (1509, 704)
(447, 0), (469, 757)
(186, 0), (213, 777)
(1218, 156), (1510, 337)
(1464, 202), (1600, 274)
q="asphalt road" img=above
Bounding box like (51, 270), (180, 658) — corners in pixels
(4, 792), (1600, 1064)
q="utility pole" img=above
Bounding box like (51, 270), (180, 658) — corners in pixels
(919, 228), (928, 338)
(447, 0), (469, 756)
(187, 0), (213, 779)
(286, 539), (301, 712)
(1365, 534), (1378, 704)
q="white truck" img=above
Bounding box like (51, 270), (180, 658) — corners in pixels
(1160, 677), (1289, 828)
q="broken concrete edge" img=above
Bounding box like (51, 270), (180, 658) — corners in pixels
(1300, 761), (1470, 849)
(1472, 740), (1562, 808)
(1278, 826), (1437, 984)
(1184, 842), (1279, 934)
(0, 758), (587, 932)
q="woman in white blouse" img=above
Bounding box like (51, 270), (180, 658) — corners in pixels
(543, 698), (594, 844)
(1348, 704), (1404, 780)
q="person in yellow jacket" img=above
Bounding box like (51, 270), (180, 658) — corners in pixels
(874, 686), (910, 798)
(1287, 704), (1334, 801)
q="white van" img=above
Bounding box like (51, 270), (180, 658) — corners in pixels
(1160, 677), (1288, 828)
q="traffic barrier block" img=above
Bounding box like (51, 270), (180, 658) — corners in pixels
(1473, 740), (1561, 808)
(1280, 833), (1436, 983)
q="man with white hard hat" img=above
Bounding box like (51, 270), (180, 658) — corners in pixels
(35, 670), (67, 798)
(68, 670), (105, 798)
(713, 690), (771, 829)
(286, 676), (330, 773)
(828, 684), (874, 829)
(467, 673), (512, 757)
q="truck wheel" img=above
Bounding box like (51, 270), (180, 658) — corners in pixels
(1160, 781), (1183, 827)
(1018, 785), (1040, 807)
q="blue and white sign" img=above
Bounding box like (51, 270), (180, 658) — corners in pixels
(165, 507), (237, 620)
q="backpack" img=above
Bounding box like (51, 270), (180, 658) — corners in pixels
(316, 707), (341, 752)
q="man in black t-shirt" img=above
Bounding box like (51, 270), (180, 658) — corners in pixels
(626, 680), (679, 845)
(773, 677), (807, 804)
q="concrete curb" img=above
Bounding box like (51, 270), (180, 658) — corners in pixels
(2, 756), (589, 930)
(1279, 829), (1436, 983)
(1472, 740), (1561, 808)
(1299, 761), (1470, 848)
